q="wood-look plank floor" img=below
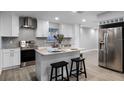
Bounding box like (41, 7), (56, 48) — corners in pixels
(1, 51), (124, 81)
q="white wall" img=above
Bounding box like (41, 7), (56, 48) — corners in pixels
(0, 37), (2, 71)
(71, 24), (80, 48)
(0, 37), (1, 49)
(79, 27), (98, 50)
(0, 50), (1, 71)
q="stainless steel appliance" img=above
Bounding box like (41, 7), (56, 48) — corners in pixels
(99, 23), (123, 72)
(19, 17), (37, 29)
(19, 40), (35, 48)
(19, 40), (36, 66)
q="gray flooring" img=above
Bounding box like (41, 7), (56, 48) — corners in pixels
(1, 51), (124, 81)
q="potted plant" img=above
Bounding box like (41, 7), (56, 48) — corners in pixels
(54, 34), (64, 48)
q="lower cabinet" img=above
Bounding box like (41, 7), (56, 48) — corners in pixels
(2, 48), (20, 69)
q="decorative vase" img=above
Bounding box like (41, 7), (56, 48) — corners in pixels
(58, 42), (62, 49)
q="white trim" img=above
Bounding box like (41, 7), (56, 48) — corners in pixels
(0, 69), (2, 75)
(2, 65), (20, 70)
(81, 49), (98, 53)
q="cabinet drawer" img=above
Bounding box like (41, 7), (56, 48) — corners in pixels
(2, 48), (20, 53)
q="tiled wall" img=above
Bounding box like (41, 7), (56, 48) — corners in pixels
(2, 28), (72, 48)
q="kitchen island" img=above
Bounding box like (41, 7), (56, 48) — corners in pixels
(35, 47), (82, 81)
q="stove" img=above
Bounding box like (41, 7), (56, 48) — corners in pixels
(19, 40), (36, 67)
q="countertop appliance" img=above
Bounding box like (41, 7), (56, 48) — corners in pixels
(19, 41), (26, 48)
(19, 17), (37, 29)
(19, 40), (35, 49)
(99, 22), (124, 72)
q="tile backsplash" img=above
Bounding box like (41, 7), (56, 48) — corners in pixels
(2, 29), (72, 48)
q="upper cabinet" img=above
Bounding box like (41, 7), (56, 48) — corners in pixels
(36, 19), (49, 37)
(59, 24), (73, 38)
(36, 20), (73, 38)
(0, 13), (19, 37)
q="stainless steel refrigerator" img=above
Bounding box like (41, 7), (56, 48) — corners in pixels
(99, 27), (123, 72)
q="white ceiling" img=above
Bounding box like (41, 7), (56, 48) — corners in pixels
(10, 11), (109, 27)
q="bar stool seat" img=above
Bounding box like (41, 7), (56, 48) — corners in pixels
(70, 57), (87, 81)
(71, 57), (84, 62)
(50, 61), (69, 81)
(51, 61), (68, 68)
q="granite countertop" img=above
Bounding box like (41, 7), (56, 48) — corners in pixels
(35, 47), (84, 56)
(2, 47), (20, 49)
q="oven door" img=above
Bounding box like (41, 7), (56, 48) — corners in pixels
(21, 49), (35, 62)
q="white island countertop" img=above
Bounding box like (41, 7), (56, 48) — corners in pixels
(35, 47), (84, 56)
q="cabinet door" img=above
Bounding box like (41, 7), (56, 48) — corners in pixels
(0, 13), (19, 37)
(13, 51), (20, 66)
(0, 13), (12, 36)
(2, 49), (20, 69)
(2, 52), (12, 68)
(36, 20), (49, 37)
(12, 15), (19, 37)
(59, 24), (73, 37)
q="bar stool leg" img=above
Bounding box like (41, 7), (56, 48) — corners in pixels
(76, 62), (79, 81)
(50, 67), (53, 81)
(66, 65), (69, 81)
(80, 61), (83, 70)
(83, 60), (87, 78)
(70, 61), (73, 76)
(61, 66), (63, 80)
(55, 67), (58, 81)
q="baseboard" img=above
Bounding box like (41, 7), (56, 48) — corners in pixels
(2, 65), (20, 70)
(82, 49), (98, 53)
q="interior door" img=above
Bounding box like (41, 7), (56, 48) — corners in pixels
(106, 27), (123, 72)
(99, 29), (107, 67)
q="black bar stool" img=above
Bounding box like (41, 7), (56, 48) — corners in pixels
(50, 61), (69, 81)
(70, 57), (87, 81)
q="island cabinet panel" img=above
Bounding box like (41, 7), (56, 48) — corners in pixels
(35, 49), (80, 81)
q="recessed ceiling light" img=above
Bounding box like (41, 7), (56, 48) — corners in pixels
(82, 19), (86, 22)
(72, 11), (77, 13)
(55, 17), (59, 20)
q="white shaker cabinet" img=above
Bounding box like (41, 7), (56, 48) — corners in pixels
(59, 24), (73, 38)
(2, 48), (20, 69)
(0, 13), (19, 37)
(36, 20), (49, 37)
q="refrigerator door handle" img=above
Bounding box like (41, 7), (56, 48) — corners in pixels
(103, 32), (107, 65)
(103, 33), (106, 50)
(106, 32), (109, 55)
